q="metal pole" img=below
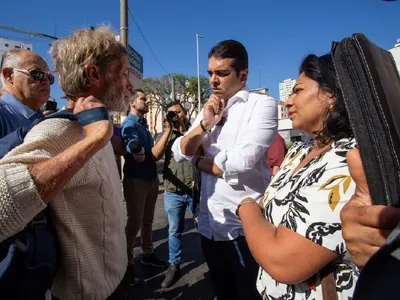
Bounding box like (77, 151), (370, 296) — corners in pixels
(196, 34), (201, 114)
(171, 76), (176, 102)
(120, 0), (128, 48)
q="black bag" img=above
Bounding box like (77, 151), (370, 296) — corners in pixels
(331, 33), (400, 299)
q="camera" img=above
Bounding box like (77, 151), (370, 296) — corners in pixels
(166, 111), (179, 123)
(44, 100), (57, 111)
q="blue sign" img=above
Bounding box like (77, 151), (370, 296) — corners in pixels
(128, 45), (143, 74)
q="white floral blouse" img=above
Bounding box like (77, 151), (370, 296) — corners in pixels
(257, 138), (359, 300)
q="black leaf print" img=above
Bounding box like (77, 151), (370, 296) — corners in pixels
(305, 223), (342, 246)
(335, 242), (345, 255)
(292, 201), (310, 216)
(281, 212), (297, 232)
(335, 264), (354, 292)
(302, 164), (327, 188)
(265, 202), (274, 224)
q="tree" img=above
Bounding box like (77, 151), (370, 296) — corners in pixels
(143, 73), (211, 134)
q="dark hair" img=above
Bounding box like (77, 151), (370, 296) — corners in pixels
(131, 88), (144, 100)
(208, 40), (248, 75)
(300, 54), (353, 143)
(166, 101), (185, 112)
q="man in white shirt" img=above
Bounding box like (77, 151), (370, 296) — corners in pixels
(172, 40), (277, 300)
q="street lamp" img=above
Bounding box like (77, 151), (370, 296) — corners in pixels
(196, 33), (204, 114)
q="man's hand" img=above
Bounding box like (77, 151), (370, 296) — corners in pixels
(164, 119), (173, 132)
(202, 95), (225, 130)
(43, 110), (58, 116)
(73, 96), (113, 151)
(341, 149), (400, 268)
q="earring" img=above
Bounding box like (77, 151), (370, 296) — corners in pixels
(329, 104), (335, 112)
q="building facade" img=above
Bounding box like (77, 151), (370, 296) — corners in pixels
(389, 39), (400, 75)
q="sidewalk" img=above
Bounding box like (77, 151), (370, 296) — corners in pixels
(128, 191), (215, 300)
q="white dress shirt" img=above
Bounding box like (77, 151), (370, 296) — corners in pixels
(172, 86), (278, 241)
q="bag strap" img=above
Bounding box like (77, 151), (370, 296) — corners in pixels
(320, 264), (338, 300)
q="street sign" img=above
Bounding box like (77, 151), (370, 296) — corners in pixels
(127, 45), (143, 90)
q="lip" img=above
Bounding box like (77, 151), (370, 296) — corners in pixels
(288, 112), (296, 116)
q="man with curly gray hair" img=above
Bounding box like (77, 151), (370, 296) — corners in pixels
(0, 26), (132, 300)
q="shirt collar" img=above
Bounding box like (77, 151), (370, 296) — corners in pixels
(223, 85), (250, 114)
(128, 113), (147, 125)
(1, 92), (40, 119)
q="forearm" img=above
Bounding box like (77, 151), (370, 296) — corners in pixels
(151, 129), (172, 161)
(239, 201), (279, 266)
(28, 138), (104, 204)
(180, 125), (206, 157)
(239, 200), (338, 284)
(197, 157), (223, 177)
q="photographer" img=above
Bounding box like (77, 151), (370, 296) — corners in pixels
(157, 101), (193, 288)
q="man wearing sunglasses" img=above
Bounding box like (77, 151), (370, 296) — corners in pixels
(0, 49), (54, 137)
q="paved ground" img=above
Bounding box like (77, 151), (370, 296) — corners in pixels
(128, 189), (215, 300)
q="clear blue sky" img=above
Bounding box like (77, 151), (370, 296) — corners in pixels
(2, 0), (400, 107)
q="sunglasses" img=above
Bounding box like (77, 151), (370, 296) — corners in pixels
(13, 68), (55, 85)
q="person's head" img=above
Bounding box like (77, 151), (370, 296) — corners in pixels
(1, 49), (53, 111)
(129, 88), (150, 115)
(166, 101), (188, 129)
(285, 54), (353, 144)
(166, 101), (186, 120)
(50, 26), (132, 112)
(208, 40), (248, 100)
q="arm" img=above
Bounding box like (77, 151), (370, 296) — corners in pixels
(268, 136), (286, 178)
(195, 157), (223, 177)
(213, 97), (277, 181)
(151, 121), (172, 161)
(0, 96), (112, 241)
(341, 149), (400, 267)
(237, 199), (337, 284)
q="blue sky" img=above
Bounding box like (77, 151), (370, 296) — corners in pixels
(1, 0), (400, 107)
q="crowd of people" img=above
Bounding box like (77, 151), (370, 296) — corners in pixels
(0, 25), (400, 300)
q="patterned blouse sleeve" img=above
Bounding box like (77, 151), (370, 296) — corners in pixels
(288, 139), (357, 254)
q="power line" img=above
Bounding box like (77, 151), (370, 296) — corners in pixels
(128, 8), (169, 74)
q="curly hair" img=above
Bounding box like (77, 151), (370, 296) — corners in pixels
(299, 54), (353, 143)
(50, 26), (127, 99)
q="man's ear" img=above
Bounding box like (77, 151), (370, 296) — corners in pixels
(84, 64), (101, 87)
(2, 68), (14, 84)
(240, 69), (248, 83)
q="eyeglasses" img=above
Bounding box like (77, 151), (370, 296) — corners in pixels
(13, 68), (55, 85)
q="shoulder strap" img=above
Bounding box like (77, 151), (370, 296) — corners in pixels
(320, 264), (338, 300)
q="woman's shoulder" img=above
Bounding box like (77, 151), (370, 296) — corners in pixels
(331, 137), (357, 151)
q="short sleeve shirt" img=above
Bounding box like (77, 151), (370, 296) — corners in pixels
(257, 138), (359, 300)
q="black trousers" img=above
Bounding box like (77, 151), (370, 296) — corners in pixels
(201, 235), (262, 300)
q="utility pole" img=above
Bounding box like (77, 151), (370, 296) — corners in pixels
(120, 0), (128, 48)
(171, 76), (176, 102)
(196, 34), (204, 114)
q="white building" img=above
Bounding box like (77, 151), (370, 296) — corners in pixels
(0, 37), (33, 61)
(278, 78), (295, 121)
(389, 39), (400, 75)
(279, 78), (296, 102)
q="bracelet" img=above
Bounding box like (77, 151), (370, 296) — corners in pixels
(235, 199), (263, 220)
(194, 156), (204, 169)
(200, 120), (211, 133)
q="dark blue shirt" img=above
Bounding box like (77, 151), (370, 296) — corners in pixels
(0, 92), (44, 138)
(121, 113), (157, 180)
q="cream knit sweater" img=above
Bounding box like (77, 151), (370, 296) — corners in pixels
(0, 119), (127, 300)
